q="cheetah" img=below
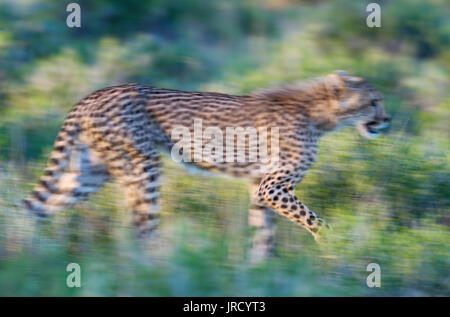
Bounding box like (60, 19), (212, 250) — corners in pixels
(23, 71), (390, 257)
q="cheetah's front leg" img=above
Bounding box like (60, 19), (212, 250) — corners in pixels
(257, 171), (328, 241)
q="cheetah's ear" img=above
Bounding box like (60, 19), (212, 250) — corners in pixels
(334, 70), (349, 77)
(333, 70), (363, 84)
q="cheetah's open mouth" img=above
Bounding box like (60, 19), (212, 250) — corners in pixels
(357, 121), (383, 138)
(365, 121), (380, 135)
(358, 119), (390, 138)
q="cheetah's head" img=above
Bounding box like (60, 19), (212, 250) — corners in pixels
(332, 71), (391, 138)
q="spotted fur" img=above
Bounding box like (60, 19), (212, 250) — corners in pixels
(24, 71), (390, 250)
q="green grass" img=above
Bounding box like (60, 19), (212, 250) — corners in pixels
(1, 152), (448, 296)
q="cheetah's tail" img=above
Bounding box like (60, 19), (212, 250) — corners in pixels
(23, 112), (81, 217)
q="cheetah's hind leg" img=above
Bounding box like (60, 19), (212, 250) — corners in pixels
(88, 136), (162, 239)
(248, 182), (276, 263)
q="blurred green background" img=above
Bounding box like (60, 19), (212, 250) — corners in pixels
(0, 0), (449, 296)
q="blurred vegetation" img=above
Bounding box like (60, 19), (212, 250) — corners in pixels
(0, 0), (449, 296)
